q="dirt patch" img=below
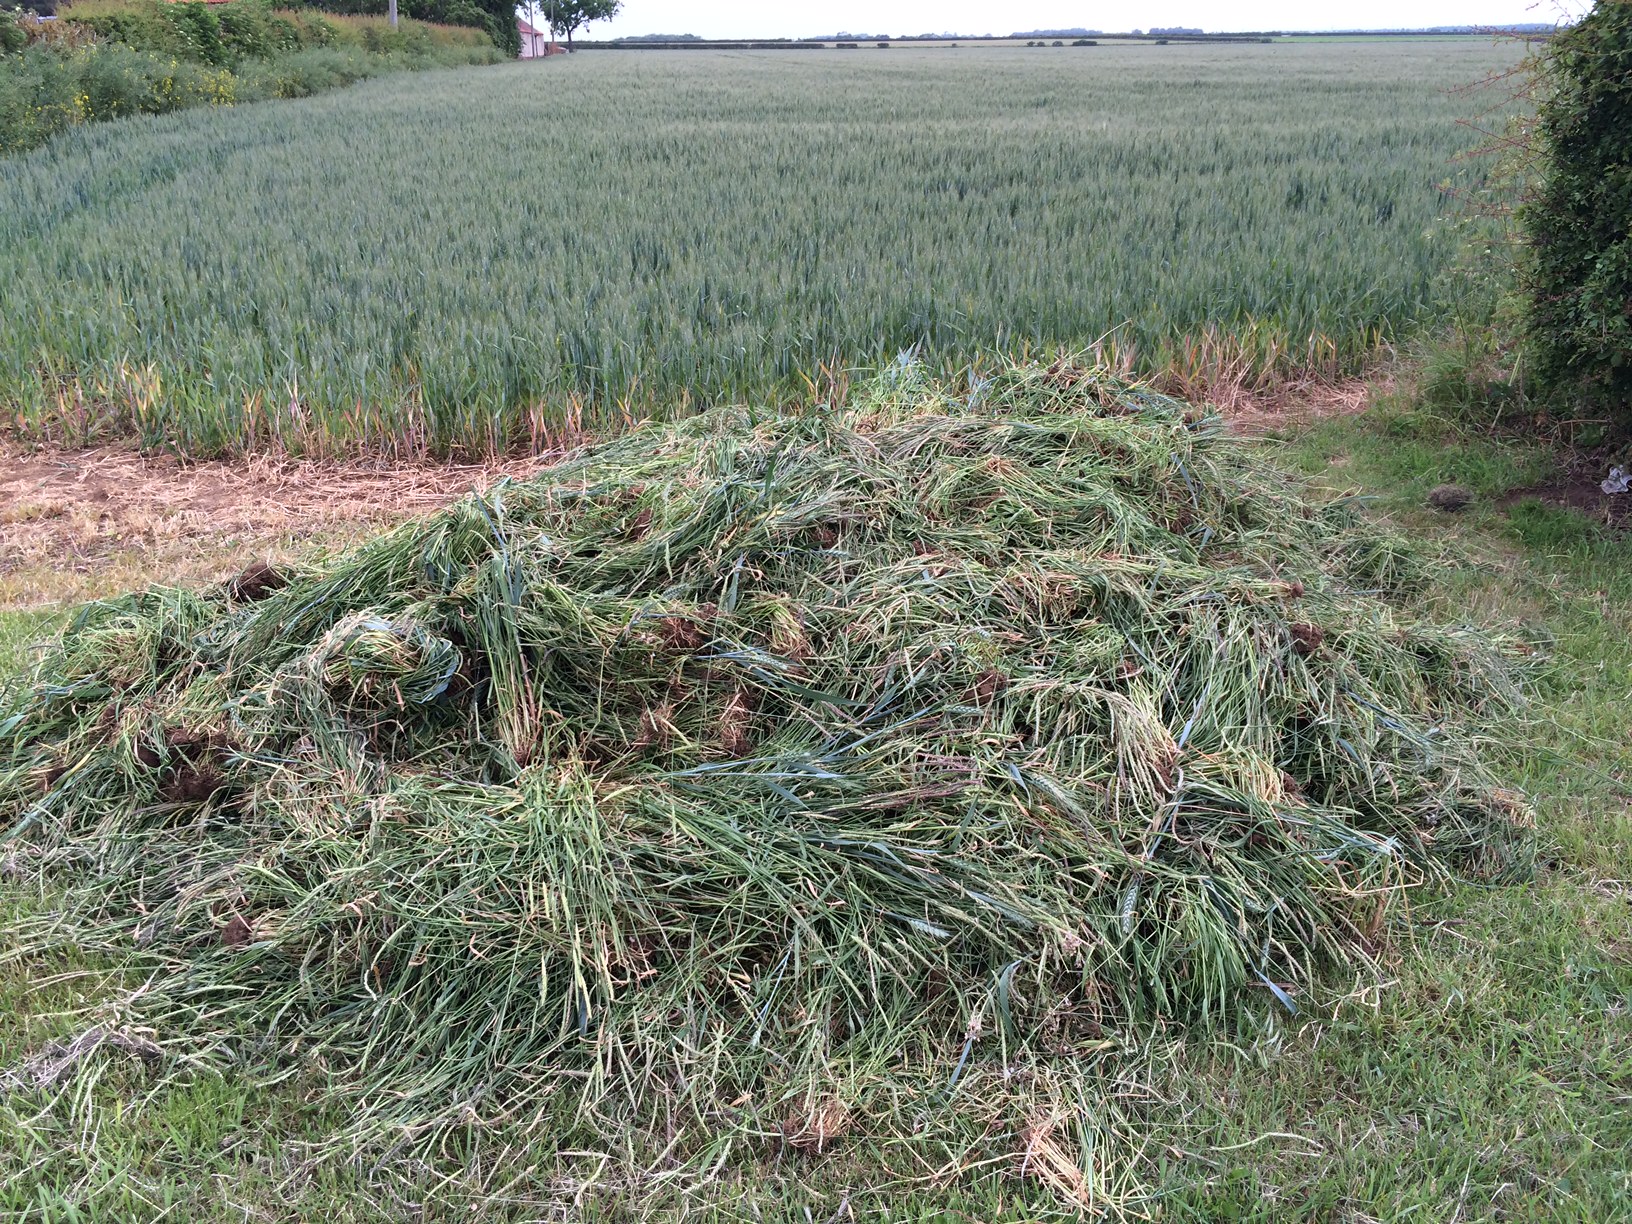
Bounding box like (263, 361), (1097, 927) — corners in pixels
(225, 559), (289, 603)
(0, 444), (568, 607)
(1497, 461), (1632, 531)
(0, 379), (1372, 608)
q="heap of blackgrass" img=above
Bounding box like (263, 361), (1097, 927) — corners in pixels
(0, 359), (1532, 1171)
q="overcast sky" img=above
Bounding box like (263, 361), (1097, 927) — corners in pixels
(586, 1), (1566, 39)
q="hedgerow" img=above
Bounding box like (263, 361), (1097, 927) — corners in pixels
(1522, 1), (1632, 424)
(0, 0), (501, 153)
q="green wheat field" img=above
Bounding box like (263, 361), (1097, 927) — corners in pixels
(0, 40), (1513, 456)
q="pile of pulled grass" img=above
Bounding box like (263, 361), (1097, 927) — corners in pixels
(0, 360), (1531, 1166)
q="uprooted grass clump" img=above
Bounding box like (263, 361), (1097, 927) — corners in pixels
(0, 360), (1532, 1167)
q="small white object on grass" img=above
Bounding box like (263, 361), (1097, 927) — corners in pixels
(1602, 466), (1630, 495)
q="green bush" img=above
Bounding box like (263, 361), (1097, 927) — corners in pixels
(1, 10), (27, 54)
(217, 3), (301, 60)
(70, 2), (182, 57)
(0, 40), (239, 151)
(0, 43), (79, 149)
(0, 7), (498, 155)
(74, 0), (303, 66)
(1522, 1), (1632, 423)
(61, 0), (494, 65)
(165, 1), (228, 65)
(233, 41), (495, 99)
(233, 43), (362, 96)
(278, 0), (518, 55)
(279, 9), (338, 46)
(80, 39), (232, 113)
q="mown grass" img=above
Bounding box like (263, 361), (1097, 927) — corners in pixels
(0, 610), (57, 715)
(1141, 400), (1632, 1221)
(0, 40), (1519, 456)
(1, 395), (1627, 1220)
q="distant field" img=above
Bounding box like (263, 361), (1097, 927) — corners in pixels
(0, 41), (1516, 455)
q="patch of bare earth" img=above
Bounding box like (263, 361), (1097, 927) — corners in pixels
(0, 445), (567, 606)
(0, 379), (1375, 607)
(1498, 460), (1632, 531)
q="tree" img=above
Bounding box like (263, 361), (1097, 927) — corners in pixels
(533, 0), (619, 50)
(1521, 1), (1632, 423)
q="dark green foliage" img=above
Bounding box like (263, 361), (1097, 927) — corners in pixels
(0, 1), (501, 154)
(216, 3), (303, 61)
(0, 42), (236, 153)
(1522, 1), (1632, 421)
(282, 0), (519, 55)
(78, 37), (214, 105)
(0, 362), (1533, 1167)
(0, 10), (25, 54)
(71, 1), (204, 61)
(231, 42), (428, 96)
(446, 0), (518, 55)
(165, 2), (228, 66)
(71, 0), (470, 66)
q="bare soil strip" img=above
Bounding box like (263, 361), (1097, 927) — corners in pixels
(0, 383), (1370, 608)
(0, 447), (566, 606)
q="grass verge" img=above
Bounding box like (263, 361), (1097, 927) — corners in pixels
(1140, 396), (1632, 1220)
